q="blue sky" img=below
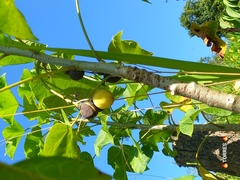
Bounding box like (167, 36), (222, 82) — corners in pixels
(0, 0), (214, 179)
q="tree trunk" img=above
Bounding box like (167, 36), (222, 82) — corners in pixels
(172, 131), (240, 177)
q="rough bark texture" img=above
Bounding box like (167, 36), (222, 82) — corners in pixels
(172, 131), (240, 177)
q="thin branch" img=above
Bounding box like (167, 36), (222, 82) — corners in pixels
(75, 0), (103, 62)
(1, 46), (240, 113)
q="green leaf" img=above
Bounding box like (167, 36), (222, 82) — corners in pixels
(43, 123), (80, 158)
(18, 68), (34, 98)
(108, 146), (131, 180)
(22, 95), (49, 122)
(0, 74), (22, 159)
(60, 109), (70, 125)
(202, 107), (232, 117)
(0, 0), (37, 40)
(94, 128), (114, 157)
(172, 175), (196, 180)
(14, 157), (111, 180)
(0, 161), (51, 180)
(123, 83), (153, 106)
(142, 0), (151, 4)
(0, 74), (19, 124)
(2, 121), (24, 159)
(129, 145), (150, 173)
(223, 0), (239, 7)
(111, 105), (142, 123)
(24, 126), (43, 159)
(79, 151), (93, 165)
(140, 130), (172, 151)
(76, 126), (96, 145)
(226, 6), (240, 18)
(108, 30), (153, 56)
(142, 109), (168, 125)
(178, 109), (200, 137)
(162, 141), (178, 157)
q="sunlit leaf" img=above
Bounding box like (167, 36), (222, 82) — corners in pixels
(123, 83), (153, 106)
(178, 109), (200, 137)
(44, 123), (80, 158)
(226, 6), (240, 18)
(94, 128), (114, 157)
(24, 126), (43, 159)
(2, 121), (24, 159)
(0, 0), (37, 40)
(108, 30), (153, 56)
(165, 92), (194, 112)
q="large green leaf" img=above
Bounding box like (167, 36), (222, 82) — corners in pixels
(43, 123), (80, 158)
(13, 157), (111, 180)
(0, 0), (37, 40)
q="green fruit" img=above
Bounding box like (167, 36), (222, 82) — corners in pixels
(93, 90), (114, 109)
(68, 70), (84, 80)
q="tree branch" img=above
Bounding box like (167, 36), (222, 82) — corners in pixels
(1, 46), (240, 113)
(79, 119), (240, 132)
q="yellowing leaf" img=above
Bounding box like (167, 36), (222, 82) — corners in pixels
(197, 165), (217, 180)
(234, 80), (240, 91)
(164, 92), (195, 112)
(0, 0), (38, 40)
(191, 21), (226, 58)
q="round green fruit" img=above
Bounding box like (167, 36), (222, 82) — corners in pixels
(93, 90), (114, 109)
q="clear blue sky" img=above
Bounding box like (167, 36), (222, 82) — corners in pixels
(0, 0), (213, 179)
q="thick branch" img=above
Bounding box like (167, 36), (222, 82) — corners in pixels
(1, 46), (240, 113)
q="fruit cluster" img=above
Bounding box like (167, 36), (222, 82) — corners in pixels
(77, 90), (114, 119)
